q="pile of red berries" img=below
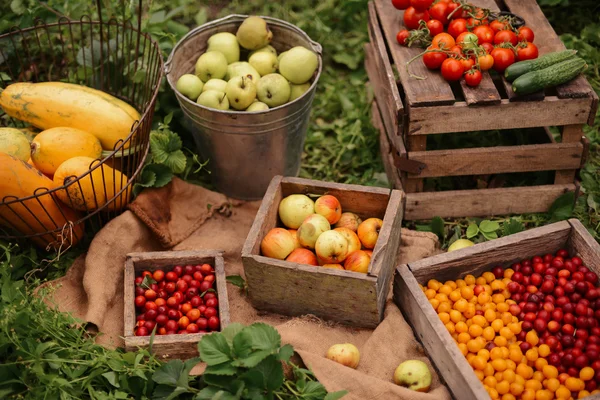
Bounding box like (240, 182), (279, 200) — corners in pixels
(505, 250), (600, 391)
(134, 264), (220, 336)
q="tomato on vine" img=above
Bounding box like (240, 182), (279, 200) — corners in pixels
(480, 42), (494, 54)
(404, 7), (430, 30)
(472, 25), (495, 44)
(431, 33), (456, 50)
(491, 47), (515, 72)
(449, 44), (464, 58)
(517, 26), (535, 43)
(391, 0), (411, 10)
(478, 53), (494, 71)
(410, 0), (433, 11)
(494, 30), (518, 46)
(447, 2), (468, 19)
(423, 47), (448, 69)
(397, 29), (410, 46)
(426, 20), (444, 36)
(460, 58), (475, 71)
(464, 69), (482, 87)
(447, 18), (468, 38)
(467, 9), (488, 27)
(516, 42), (539, 61)
(490, 19), (509, 33)
(429, 3), (449, 25)
(441, 58), (464, 81)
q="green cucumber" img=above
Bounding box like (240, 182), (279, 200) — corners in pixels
(511, 57), (587, 96)
(504, 50), (577, 82)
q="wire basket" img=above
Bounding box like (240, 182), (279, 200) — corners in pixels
(0, 1), (163, 250)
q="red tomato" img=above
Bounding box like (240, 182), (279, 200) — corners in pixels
(431, 33), (455, 49)
(480, 42), (494, 54)
(396, 29), (410, 46)
(441, 58), (464, 81)
(429, 3), (449, 25)
(491, 47), (515, 72)
(423, 48), (447, 70)
(518, 26), (535, 43)
(517, 42), (539, 61)
(467, 8), (488, 27)
(478, 54), (494, 71)
(447, 18), (467, 38)
(464, 69), (482, 87)
(490, 19), (509, 33)
(391, 0), (411, 9)
(404, 7), (430, 30)
(449, 45), (464, 58)
(494, 30), (518, 46)
(447, 2), (467, 19)
(472, 25), (495, 44)
(460, 58), (475, 71)
(410, 0), (433, 11)
(426, 20), (444, 36)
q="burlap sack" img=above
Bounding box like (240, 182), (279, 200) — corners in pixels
(41, 178), (450, 400)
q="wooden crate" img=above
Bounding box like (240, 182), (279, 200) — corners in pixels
(123, 250), (231, 360)
(366, 0), (597, 218)
(393, 219), (600, 400)
(241, 175), (404, 328)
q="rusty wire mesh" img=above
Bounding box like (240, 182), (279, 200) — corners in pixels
(0, 4), (163, 250)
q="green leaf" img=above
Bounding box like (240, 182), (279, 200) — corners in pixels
(221, 323), (245, 347)
(548, 191), (575, 222)
(102, 371), (120, 388)
(226, 275), (247, 290)
(431, 216), (445, 240)
(204, 362), (238, 376)
(140, 275), (157, 290)
(10, 0), (26, 15)
(466, 223), (479, 239)
(479, 220), (500, 233)
(198, 333), (232, 366)
(481, 231), (498, 241)
(152, 360), (185, 387)
(502, 219), (525, 236)
(152, 385), (191, 400)
(255, 356), (284, 391)
(195, 387), (221, 400)
(231, 350), (272, 368)
(240, 323), (282, 352)
(150, 130), (187, 174)
(302, 381), (328, 398)
(277, 344), (294, 362)
(144, 164), (174, 188)
(587, 194), (598, 212)
(325, 391), (349, 400)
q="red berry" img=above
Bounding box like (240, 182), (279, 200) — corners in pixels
(193, 271), (204, 281)
(186, 323), (199, 333)
(145, 289), (157, 300)
(173, 266), (184, 276)
(181, 275), (193, 284)
(491, 266), (503, 279)
(144, 320), (156, 331)
(135, 327), (148, 336)
(205, 298), (218, 308)
(190, 296), (203, 308)
(156, 314), (168, 326)
(176, 280), (188, 293)
(200, 264), (214, 274)
(184, 265), (194, 275)
(145, 309), (157, 321)
(165, 271), (178, 282)
(186, 287), (199, 300)
(205, 307), (218, 319)
(153, 270), (165, 282)
(199, 281), (212, 292)
(556, 249), (569, 258)
(135, 295), (146, 308)
(165, 320), (178, 331)
(562, 324), (575, 336)
(142, 270), (153, 278)
(533, 319), (546, 333)
(208, 316), (220, 331)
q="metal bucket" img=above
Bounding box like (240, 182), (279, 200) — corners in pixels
(165, 14), (323, 200)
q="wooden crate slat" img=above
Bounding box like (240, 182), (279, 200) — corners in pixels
(375, 101), (405, 190)
(501, 76), (545, 102)
(373, 0), (456, 107)
(408, 96), (593, 135)
(366, 2), (404, 146)
(404, 184), (576, 220)
(394, 266), (489, 400)
(460, 72), (502, 106)
(503, 0), (594, 101)
(568, 218), (600, 273)
(407, 141), (584, 178)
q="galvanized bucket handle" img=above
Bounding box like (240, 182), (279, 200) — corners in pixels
(164, 14), (323, 74)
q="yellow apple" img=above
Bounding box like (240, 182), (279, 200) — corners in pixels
(285, 248), (318, 266)
(448, 239), (475, 252)
(326, 343), (360, 369)
(333, 227), (361, 254)
(343, 250), (371, 274)
(322, 264), (344, 270)
(278, 194), (315, 229)
(260, 228), (296, 260)
(287, 229), (301, 249)
(315, 230), (349, 264)
(334, 212), (362, 232)
(297, 214), (330, 249)
(314, 194), (342, 224)
(393, 360), (432, 392)
(357, 218), (383, 249)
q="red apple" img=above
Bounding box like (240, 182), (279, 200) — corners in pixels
(343, 250), (371, 274)
(314, 195), (342, 224)
(261, 228), (296, 259)
(357, 218), (383, 249)
(286, 248), (318, 266)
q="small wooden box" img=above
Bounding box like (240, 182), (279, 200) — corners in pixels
(394, 219), (600, 400)
(242, 176), (404, 328)
(123, 250), (231, 360)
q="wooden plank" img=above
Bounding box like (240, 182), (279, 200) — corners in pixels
(408, 141), (583, 178)
(404, 136), (426, 192)
(568, 218), (600, 274)
(408, 96), (593, 135)
(460, 72), (502, 105)
(408, 221), (572, 282)
(373, 189), (403, 320)
(366, 2), (404, 147)
(394, 265), (489, 400)
(244, 255), (380, 327)
(503, 0), (595, 101)
(281, 177), (391, 220)
(374, 0), (455, 107)
(404, 184), (576, 220)
(501, 77), (545, 102)
(555, 124), (584, 184)
(123, 250), (230, 360)
(376, 105), (405, 190)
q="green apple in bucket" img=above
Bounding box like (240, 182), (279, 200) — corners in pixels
(202, 78), (228, 93)
(197, 90), (229, 111)
(176, 74), (204, 100)
(236, 16), (273, 50)
(256, 73), (291, 108)
(206, 32), (240, 64)
(289, 82), (311, 102)
(249, 51), (278, 77)
(246, 101), (269, 112)
(279, 46), (318, 84)
(226, 76), (257, 110)
(249, 44), (277, 57)
(226, 61), (261, 83)
(195, 51), (228, 82)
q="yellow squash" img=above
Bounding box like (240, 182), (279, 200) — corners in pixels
(0, 153), (84, 249)
(0, 82), (140, 150)
(53, 156), (130, 212)
(0, 127), (30, 162)
(31, 127), (103, 176)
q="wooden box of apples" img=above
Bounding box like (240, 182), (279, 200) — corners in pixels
(242, 176), (404, 328)
(123, 250), (230, 360)
(394, 219), (600, 400)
